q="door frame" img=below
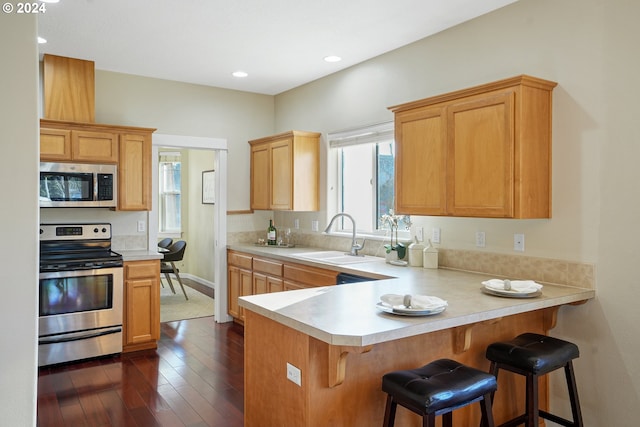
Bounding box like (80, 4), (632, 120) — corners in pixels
(151, 133), (231, 323)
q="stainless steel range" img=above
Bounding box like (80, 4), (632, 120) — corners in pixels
(38, 223), (123, 366)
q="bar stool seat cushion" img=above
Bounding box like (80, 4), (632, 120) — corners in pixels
(486, 333), (579, 376)
(382, 358), (497, 414)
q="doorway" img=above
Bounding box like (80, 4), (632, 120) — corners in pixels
(150, 134), (230, 324)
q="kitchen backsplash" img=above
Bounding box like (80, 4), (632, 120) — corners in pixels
(112, 235), (148, 251)
(227, 230), (595, 290)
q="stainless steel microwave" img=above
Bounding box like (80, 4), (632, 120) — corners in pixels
(39, 162), (117, 208)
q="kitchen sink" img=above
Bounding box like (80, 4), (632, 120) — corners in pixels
(291, 251), (378, 265)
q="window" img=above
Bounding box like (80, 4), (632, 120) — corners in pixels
(159, 152), (182, 234)
(329, 122), (410, 236)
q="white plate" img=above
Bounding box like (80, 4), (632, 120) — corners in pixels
(481, 286), (542, 298)
(376, 302), (446, 316)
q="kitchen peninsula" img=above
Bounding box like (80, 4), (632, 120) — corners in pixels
(236, 246), (594, 426)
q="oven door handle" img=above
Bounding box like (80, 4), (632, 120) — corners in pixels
(38, 326), (122, 345)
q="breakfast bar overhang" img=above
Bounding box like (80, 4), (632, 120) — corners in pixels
(239, 269), (594, 427)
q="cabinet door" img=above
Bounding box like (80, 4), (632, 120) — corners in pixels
(270, 138), (293, 210)
(253, 272), (268, 295)
(250, 143), (270, 210)
(119, 132), (151, 211)
(124, 277), (160, 346)
(72, 130), (119, 162)
(283, 280), (313, 291)
(40, 128), (72, 161)
(447, 92), (515, 217)
(394, 107), (448, 215)
(228, 265), (252, 321)
(267, 276), (284, 293)
(228, 265), (242, 318)
(123, 261), (160, 350)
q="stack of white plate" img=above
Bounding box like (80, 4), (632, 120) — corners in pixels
(376, 293), (448, 316)
(481, 279), (543, 298)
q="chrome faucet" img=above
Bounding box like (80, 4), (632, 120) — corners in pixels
(324, 213), (365, 256)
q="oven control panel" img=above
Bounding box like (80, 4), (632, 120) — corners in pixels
(40, 223), (112, 241)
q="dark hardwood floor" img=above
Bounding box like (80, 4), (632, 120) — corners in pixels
(37, 317), (244, 427)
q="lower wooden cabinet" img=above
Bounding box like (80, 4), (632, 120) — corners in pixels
(227, 250), (338, 322)
(123, 260), (160, 352)
(228, 264), (252, 321)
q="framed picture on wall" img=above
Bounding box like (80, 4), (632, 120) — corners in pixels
(202, 170), (215, 204)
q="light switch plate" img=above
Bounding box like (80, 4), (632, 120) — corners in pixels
(311, 220), (319, 232)
(287, 362), (302, 386)
(432, 228), (441, 244)
(475, 231), (486, 247)
(137, 220), (146, 232)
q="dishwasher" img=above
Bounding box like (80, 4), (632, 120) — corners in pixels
(336, 272), (379, 285)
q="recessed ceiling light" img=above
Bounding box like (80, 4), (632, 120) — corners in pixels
(232, 71), (248, 78)
(324, 55), (342, 63)
(37, 37), (47, 44)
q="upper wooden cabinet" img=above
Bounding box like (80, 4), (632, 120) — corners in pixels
(390, 75), (557, 218)
(118, 132), (152, 211)
(249, 130), (321, 211)
(40, 119), (155, 211)
(40, 126), (118, 163)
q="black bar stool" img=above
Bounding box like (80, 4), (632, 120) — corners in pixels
(485, 333), (583, 427)
(381, 358), (497, 427)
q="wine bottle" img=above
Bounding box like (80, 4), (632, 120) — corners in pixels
(267, 220), (277, 245)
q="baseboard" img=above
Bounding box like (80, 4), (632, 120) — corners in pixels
(179, 274), (215, 298)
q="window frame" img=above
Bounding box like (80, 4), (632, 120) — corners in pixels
(158, 151), (182, 236)
(327, 122), (410, 241)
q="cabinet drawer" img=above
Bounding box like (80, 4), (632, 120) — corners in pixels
(228, 251), (253, 269)
(125, 260), (159, 279)
(284, 263), (338, 287)
(253, 257), (283, 276)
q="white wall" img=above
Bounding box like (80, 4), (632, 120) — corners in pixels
(183, 149), (217, 284)
(0, 12), (39, 427)
(273, 0), (639, 424)
(94, 71), (275, 212)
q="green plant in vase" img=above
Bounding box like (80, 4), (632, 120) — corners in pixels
(380, 209), (412, 260)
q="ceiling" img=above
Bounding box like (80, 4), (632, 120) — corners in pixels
(37, 0), (517, 95)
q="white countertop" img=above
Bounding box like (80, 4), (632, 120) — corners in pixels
(233, 244), (595, 347)
(119, 250), (164, 262)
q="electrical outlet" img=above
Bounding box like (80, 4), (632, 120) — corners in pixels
(311, 220), (319, 232)
(514, 233), (525, 252)
(475, 231), (486, 248)
(294, 218), (300, 229)
(416, 227), (424, 242)
(286, 362), (302, 386)
(137, 220), (146, 232)
(432, 228), (441, 244)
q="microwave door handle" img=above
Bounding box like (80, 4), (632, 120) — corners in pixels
(38, 327), (122, 345)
